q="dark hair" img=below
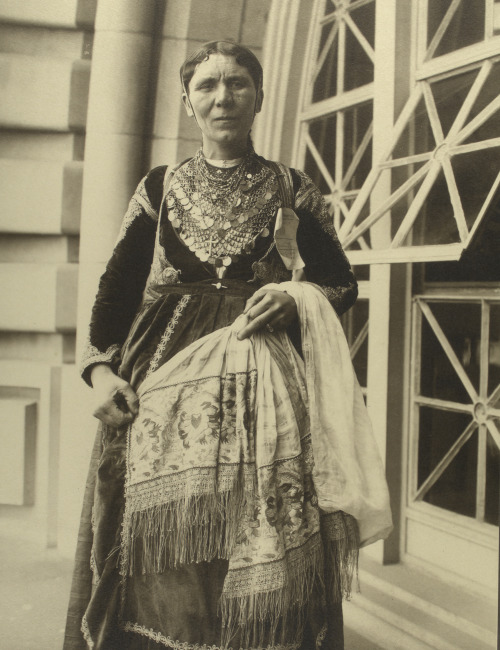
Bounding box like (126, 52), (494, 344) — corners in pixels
(180, 40), (263, 94)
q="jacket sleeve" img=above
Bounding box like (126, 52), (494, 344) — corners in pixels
(80, 166), (166, 385)
(293, 169), (358, 315)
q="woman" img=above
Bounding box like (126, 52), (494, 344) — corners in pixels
(64, 41), (392, 650)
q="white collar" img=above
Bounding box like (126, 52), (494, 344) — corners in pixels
(204, 156), (244, 168)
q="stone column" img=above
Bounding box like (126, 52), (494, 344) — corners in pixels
(78, 0), (159, 331)
(58, 0), (159, 556)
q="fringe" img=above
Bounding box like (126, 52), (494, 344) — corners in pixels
(123, 469), (255, 575)
(219, 535), (324, 649)
(321, 511), (360, 601)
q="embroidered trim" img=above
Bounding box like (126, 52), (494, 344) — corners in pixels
(114, 175), (158, 245)
(89, 548), (99, 587)
(80, 339), (121, 378)
(134, 192), (159, 222)
(122, 621), (300, 650)
(293, 170), (317, 211)
(81, 614), (94, 649)
(146, 294), (192, 377)
(315, 624), (327, 649)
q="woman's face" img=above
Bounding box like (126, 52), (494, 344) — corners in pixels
(182, 53), (263, 158)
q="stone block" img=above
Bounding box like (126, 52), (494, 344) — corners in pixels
(56, 265), (79, 332)
(75, 260), (105, 353)
(69, 59), (91, 130)
(0, 53), (73, 131)
(0, 0), (80, 27)
(240, 0), (270, 48)
(0, 263), (77, 332)
(0, 24), (85, 59)
(79, 132), (145, 264)
(0, 399), (37, 505)
(62, 161), (84, 234)
(0, 332), (75, 364)
(150, 136), (199, 168)
(56, 363), (95, 557)
(0, 159), (64, 234)
(0, 235), (78, 263)
(162, 0), (244, 41)
(0, 159), (82, 234)
(0, 132), (77, 162)
(76, 0), (97, 28)
(162, 0), (191, 38)
(95, 0), (157, 33)
(86, 32), (153, 136)
(0, 362), (63, 546)
(153, 37), (192, 140)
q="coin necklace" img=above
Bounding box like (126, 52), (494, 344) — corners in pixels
(166, 152), (278, 277)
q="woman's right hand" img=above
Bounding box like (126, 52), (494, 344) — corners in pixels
(90, 364), (139, 428)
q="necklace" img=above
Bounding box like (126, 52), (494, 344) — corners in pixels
(166, 151), (279, 277)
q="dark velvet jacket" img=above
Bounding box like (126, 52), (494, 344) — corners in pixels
(81, 159), (358, 386)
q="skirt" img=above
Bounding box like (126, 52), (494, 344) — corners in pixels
(63, 280), (352, 650)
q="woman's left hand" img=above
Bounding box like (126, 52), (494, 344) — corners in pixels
(237, 288), (297, 340)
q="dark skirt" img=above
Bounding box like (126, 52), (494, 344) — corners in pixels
(63, 280), (346, 650)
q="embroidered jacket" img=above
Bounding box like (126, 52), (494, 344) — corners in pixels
(81, 161), (358, 385)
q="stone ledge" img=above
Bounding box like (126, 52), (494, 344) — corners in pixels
(0, 0), (81, 28)
(0, 235), (78, 263)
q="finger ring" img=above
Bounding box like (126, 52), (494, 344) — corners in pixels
(266, 323), (274, 333)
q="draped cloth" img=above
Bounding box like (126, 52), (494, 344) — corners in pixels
(279, 282), (393, 546)
(119, 282), (392, 649)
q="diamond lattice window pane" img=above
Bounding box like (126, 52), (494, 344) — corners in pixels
(426, 0), (486, 60)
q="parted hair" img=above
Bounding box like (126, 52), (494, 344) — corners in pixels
(180, 40), (263, 94)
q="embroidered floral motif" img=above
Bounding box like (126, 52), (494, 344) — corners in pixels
(120, 327), (332, 648)
(146, 295), (191, 377)
(80, 338), (121, 378)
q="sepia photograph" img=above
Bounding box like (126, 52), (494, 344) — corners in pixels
(0, 1), (499, 649)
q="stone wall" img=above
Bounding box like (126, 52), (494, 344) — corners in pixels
(0, 0), (95, 546)
(0, 0), (271, 556)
